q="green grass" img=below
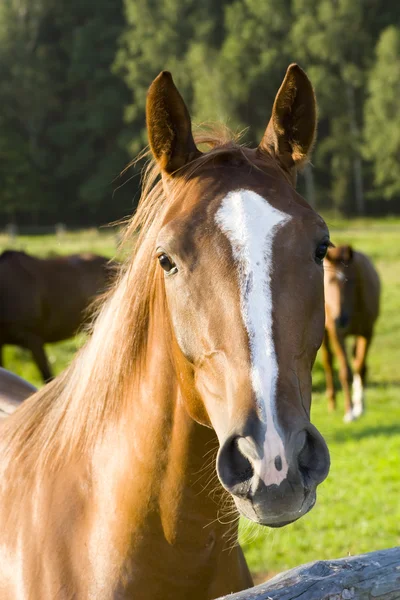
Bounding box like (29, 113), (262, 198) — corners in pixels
(0, 227), (118, 259)
(1, 219), (400, 579)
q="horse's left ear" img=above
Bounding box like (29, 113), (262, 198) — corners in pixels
(146, 71), (201, 174)
(259, 64), (317, 175)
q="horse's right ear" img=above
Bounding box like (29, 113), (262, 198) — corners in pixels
(146, 71), (201, 174)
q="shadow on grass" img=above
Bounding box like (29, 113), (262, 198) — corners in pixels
(312, 377), (400, 394)
(367, 380), (400, 389)
(332, 423), (400, 443)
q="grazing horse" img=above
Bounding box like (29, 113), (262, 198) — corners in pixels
(0, 65), (331, 600)
(0, 250), (115, 382)
(322, 245), (380, 421)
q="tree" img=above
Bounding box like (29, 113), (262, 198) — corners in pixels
(45, 0), (132, 223)
(2, 0), (400, 223)
(0, 0), (131, 226)
(364, 26), (400, 201)
(289, 0), (373, 214)
(115, 0), (227, 155)
(219, 0), (292, 140)
(0, 0), (55, 221)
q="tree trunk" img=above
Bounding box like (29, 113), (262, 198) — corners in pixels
(303, 163), (316, 209)
(346, 84), (365, 216)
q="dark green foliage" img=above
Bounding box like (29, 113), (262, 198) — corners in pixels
(1, 0), (400, 224)
(364, 26), (400, 201)
(0, 0), (132, 225)
(114, 0), (229, 154)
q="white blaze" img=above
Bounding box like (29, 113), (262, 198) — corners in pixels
(215, 189), (291, 486)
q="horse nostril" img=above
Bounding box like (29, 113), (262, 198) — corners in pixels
(297, 427), (330, 489)
(217, 436), (254, 498)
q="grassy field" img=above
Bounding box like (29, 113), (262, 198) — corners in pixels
(1, 219), (400, 580)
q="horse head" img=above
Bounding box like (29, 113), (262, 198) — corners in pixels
(324, 245), (355, 331)
(146, 65), (330, 527)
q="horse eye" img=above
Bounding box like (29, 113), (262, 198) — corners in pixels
(315, 242), (329, 264)
(158, 253), (176, 273)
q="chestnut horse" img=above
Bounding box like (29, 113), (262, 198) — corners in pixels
(0, 65), (331, 599)
(322, 245), (380, 421)
(0, 250), (115, 382)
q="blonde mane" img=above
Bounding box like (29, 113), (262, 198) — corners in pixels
(0, 125), (253, 475)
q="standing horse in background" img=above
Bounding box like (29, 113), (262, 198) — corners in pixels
(0, 65), (331, 600)
(322, 245), (380, 422)
(0, 250), (115, 382)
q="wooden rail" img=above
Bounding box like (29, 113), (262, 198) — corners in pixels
(217, 547), (400, 599)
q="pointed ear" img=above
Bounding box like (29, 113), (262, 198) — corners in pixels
(259, 64), (317, 173)
(146, 71), (201, 174)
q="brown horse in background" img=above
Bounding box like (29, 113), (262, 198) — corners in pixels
(322, 245), (380, 421)
(0, 250), (115, 381)
(0, 65), (331, 599)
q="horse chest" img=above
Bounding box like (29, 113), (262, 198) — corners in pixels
(118, 529), (229, 600)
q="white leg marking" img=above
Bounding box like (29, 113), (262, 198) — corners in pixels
(216, 189), (291, 486)
(352, 373), (364, 418)
(344, 410), (355, 423)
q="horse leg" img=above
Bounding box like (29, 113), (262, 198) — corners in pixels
(23, 335), (53, 382)
(321, 330), (336, 411)
(352, 335), (370, 418)
(330, 332), (353, 422)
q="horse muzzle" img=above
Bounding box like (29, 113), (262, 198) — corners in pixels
(216, 423), (330, 527)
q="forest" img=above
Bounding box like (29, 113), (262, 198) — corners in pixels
(1, 0), (400, 226)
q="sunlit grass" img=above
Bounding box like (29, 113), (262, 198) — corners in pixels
(0, 227), (118, 259)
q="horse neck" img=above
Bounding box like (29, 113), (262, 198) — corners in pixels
(89, 300), (230, 585)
